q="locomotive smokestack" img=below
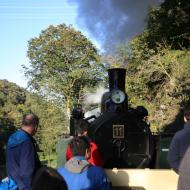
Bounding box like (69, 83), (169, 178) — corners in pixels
(101, 68), (128, 113)
(108, 68), (126, 92)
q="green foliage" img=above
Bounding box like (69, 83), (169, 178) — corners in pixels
(135, 0), (190, 52)
(0, 80), (25, 127)
(130, 30), (156, 61)
(24, 24), (105, 119)
(126, 48), (190, 132)
(147, 0), (190, 49)
(25, 94), (67, 165)
(0, 80), (25, 164)
(128, 0), (190, 63)
(0, 80), (66, 165)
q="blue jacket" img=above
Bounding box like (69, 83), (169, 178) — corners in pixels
(58, 156), (111, 190)
(167, 121), (190, 173)
(6, 130), (41, 190)
(0, 177), (18, 190)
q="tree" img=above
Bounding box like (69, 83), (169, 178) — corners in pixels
(126, 0), (190, 63)
(25, 93), (66, 165)
(126, 48), (190, 132)
(146, 0), (190, 49)
(24, 24), (105, 120)
(0, 80), (67, 165)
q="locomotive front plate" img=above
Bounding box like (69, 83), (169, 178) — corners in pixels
(113, 125), (125, 138)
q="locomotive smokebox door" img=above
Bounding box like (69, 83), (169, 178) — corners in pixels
(88, 111), (154, 169)
(112, 124), (125, 159)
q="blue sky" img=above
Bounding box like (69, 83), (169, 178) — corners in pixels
(0, 0), (83, 87)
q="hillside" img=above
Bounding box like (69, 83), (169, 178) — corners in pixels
(0, 79), (66, 165)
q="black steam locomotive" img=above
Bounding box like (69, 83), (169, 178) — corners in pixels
(68, 68), (172, 169)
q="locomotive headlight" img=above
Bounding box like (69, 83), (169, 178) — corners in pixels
(111, 90), (125, 104)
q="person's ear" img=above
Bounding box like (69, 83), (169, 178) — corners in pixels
(184, 116), (188, 123)
(83, 131), (88, 136)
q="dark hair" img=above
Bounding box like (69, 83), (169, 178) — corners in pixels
(184, 104), (190, 121)
(69, 136), (90, 157)
(22, 113), (39, 127)
(32, 166), (68, 190)
(76, 119), (89, 135)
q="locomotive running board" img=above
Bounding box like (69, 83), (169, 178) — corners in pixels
(105, 169), (178, 190)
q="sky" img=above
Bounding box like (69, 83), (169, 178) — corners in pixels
(0, 0), (162, 88)
(0, 0), (80, 87)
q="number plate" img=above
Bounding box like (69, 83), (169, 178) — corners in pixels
(113, 125), (124, 138)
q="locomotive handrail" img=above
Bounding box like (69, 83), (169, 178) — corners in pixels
(137, 158), (150, 168)
(128, 153), (151, 157)
(127, 153), (151, 168)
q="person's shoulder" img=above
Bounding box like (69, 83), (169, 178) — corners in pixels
(88, 165), (106, 174)
(57, 167), (63, 172)
(7, 130), (31, 148)
(184, 146), (190, 158)
(90, 141), (98, 148)
(179, 146), (190, 173)
(57, 167), (66, 175)
(87, 166), (109, 184)
(174, 129), (188, 139)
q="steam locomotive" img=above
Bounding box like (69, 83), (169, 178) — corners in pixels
(66, 68), (172, 169)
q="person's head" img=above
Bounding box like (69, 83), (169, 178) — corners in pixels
(184, 104), (190, 123)
(32, 166), (68, 190)
(69, 136), (91, 159)
(76, 119), (89, 136)
(21, 113), (39, 136)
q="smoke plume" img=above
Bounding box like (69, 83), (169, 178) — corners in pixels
(69, 0), (163, 52)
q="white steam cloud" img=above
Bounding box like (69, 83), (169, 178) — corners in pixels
(84, 86), (108, 105)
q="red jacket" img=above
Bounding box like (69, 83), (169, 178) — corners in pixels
(66, 141), (103, 167)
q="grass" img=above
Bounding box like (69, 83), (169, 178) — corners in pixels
(40, 153), (57, 168)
